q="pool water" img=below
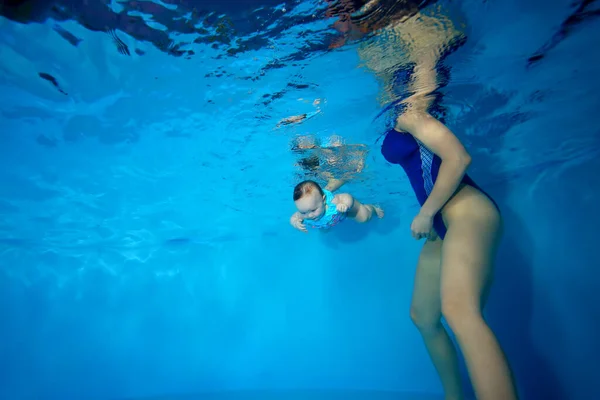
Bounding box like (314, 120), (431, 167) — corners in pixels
(119, 390), (442, 400)
(0, 0), (599, 399)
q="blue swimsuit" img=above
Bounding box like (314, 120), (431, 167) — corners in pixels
(380, 128), (499, 240)
(303, 189), (347, 230)
(377, 39), (499, 240)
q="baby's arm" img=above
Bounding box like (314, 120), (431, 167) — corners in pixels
(290, 211), (307, 232)
(332, 193), (355, 213)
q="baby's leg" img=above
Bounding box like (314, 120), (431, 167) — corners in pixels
(353, 200), (384, 223)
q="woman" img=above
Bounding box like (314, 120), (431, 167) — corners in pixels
(327, 1), (519, 399)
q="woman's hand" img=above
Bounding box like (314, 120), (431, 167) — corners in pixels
(411, 212), (434, 240)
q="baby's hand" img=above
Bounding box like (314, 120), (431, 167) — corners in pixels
(336, 203), (349, 213)
(290, 214), (307, 233)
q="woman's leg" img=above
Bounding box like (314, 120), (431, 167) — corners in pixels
(440, 186), (518, 400)
(410, 238), (464, 400)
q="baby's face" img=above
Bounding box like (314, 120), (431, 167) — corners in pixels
(295, 191), (326, 220)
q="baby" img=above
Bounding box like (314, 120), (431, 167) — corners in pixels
(290, 179), (384, 232)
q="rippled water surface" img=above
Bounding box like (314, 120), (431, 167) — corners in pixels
(1, 0), (598, 274)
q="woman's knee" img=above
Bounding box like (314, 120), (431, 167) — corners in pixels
(440, 290), (483, 333)
(410, 304), (442, 334)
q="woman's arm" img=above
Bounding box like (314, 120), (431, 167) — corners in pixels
(325, 178), (346, 192)
(397, 112), (471, 218)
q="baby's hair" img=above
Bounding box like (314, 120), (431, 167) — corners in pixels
(293, 180), (324, 201)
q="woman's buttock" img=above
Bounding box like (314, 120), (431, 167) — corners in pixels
(441, 184), (501, 228)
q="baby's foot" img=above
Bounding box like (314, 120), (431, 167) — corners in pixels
(374, 205), (384, 218)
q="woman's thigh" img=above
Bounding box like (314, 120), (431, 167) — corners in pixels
(440, 185), (503, 317)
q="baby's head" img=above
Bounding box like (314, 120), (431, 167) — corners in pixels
(293, 180), (326, 220)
